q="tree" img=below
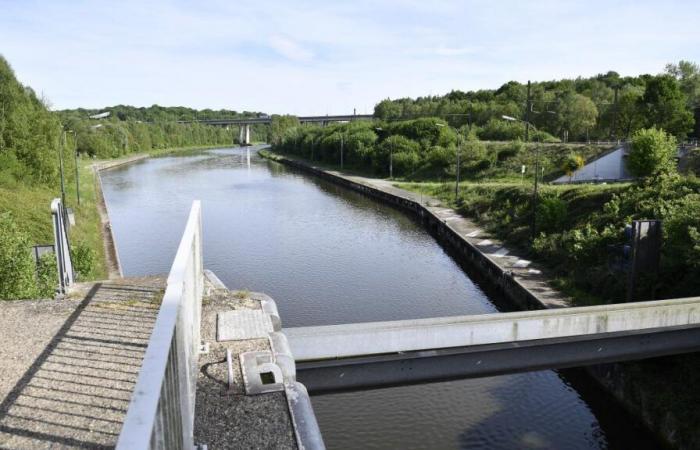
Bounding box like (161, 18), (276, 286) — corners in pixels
(638, 75), (694, 138)
(269, 115), (300, 146)
(615, 84), (645, 138)
(555, 92), (598, 140)
(666, 60), (700, 137)
(562, 153), (585, 181)
(628, 127), (677, 178)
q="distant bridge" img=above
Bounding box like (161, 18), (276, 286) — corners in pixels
(179, 114), (375, 145)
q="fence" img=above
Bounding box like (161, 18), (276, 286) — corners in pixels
(116, 200), (204, 450)
(51, 198), (74, 294)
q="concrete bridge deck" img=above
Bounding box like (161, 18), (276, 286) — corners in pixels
(0, 277), (164, 449)
(194, 286), (297, 449)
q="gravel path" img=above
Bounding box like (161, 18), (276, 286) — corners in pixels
(0, 277), (164, 449)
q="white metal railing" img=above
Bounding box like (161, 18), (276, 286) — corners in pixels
(51, 198), (74, 294)
(117, 201), (204, 450)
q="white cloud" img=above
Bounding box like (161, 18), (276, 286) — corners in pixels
(435, 46), (478, 57)
(268, 35), (314, 62)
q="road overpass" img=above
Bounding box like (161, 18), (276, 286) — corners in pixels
(179, 114), (375, 145)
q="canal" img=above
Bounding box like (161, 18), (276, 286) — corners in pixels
(100, 146), (657, 450)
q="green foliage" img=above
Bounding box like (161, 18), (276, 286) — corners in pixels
(561, 153), (585, 176)
(496, 141), (522, 161)
(404, 176), (700, 303)
(0, 55), (61, 185)
(70, 240), (96, 280)
(536, 195), (568, 232)
(638, 75), (695, 138)
(373, 61), (697, 140)
(36, 252), (56, 298)
(0, 213), (37, 299)
(628, 127), (678, 177)
(555, 92), (598, 140)
(269, 115), (300, 146)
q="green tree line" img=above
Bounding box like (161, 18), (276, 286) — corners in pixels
(272, 117), (614, 181)
(374, 60), (699, 142)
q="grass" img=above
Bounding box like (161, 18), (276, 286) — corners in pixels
(1, 143), (228, 287)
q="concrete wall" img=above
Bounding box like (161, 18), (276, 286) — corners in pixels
(554, 147), (633, 184)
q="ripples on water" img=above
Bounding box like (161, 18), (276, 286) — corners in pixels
(100, 147), (658, 450)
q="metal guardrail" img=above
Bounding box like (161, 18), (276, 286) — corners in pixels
(51, 198), (74, 294)
(117, 201), (204, 450)
(287, 296), (700, 392)
(286, 296), (700, 361)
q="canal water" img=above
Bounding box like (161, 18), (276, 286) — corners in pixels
(101, 146), (657, 450)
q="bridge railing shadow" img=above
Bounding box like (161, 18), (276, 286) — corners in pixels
(0, 282), (162, 449)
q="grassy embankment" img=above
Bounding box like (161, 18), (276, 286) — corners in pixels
(1, 144), (228, 286)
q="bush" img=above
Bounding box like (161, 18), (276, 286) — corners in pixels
(470, 159), (492, 172)
(36, 252), (56, 298)
(71, 241), (95, 280)
(561, 153), (585, 176)
(628, 127), (678, 177)
(425, 145), (453, 172)
(497, 141), (523, 161)
(0, 213), (37, 299)
(537, 195), (568, 232)
(392, 152), (421, 176)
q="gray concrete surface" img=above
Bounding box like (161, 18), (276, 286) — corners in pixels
(0, 277), (164, 449)
(194, 288), (297, 450)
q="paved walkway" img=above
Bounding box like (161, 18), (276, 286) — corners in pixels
(0, 277), (164, 449)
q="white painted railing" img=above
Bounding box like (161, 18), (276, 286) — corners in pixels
(51, 198), (74, 294)
(117, 201), (204, 450)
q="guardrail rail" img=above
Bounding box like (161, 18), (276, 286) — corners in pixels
(51, 198), (74, 294)
(117, 200), (204, 450)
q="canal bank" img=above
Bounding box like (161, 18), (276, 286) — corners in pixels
(90, 145), (234, 281)
(260, 149), (687, 449)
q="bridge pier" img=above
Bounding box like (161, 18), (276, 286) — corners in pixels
(239, 124), (251, 145)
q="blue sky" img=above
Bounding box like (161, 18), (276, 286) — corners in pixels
(1, 0), (698, 115)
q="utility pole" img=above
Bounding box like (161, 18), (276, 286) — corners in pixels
(531, 145), (540, 240)
(611, 86), (619, 141)
(69, 131), (80, 205)
(525, 80), (532, 142)
(389, 141), (393, 179)
(455, 141), (461, 196)
(59, 131), (67, 210)
(340, 133), (344, 169)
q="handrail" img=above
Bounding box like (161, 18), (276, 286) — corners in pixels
(51, 198), (74, 294)
(117, 200), (204, 450)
